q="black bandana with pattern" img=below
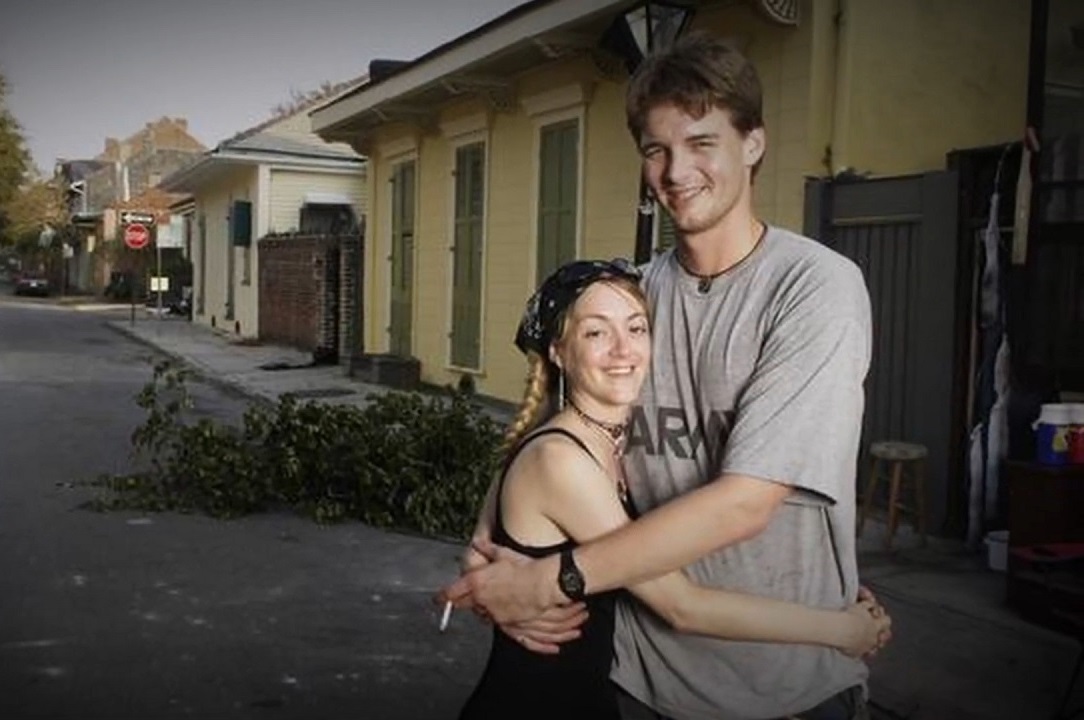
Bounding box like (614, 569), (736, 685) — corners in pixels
(514, 258), (642, 357)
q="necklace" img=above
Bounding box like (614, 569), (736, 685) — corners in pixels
(675, 251), (728, 294)
(567, 399), (630, 505)
(568, 399), (626, 442)
(676, 220), (767, 294)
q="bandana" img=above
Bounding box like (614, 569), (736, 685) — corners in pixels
(514, 258), (642, 357)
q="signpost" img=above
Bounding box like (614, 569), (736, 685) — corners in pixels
(121, 215), (153, 325)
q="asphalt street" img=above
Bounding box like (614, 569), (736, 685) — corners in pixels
(0, 295), (489, 719)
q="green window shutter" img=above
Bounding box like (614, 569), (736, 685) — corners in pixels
(451, 142), (485, 369)
(537, 119), (579, 285)
(230, 200), (252, 247)
(655, 205), (678, 253)
(390, 160), (416, 357)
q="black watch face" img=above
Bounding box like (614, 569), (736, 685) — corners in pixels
(560, 567), (584, 599)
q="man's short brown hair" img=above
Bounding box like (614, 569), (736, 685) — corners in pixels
(625, 31), (763, 141)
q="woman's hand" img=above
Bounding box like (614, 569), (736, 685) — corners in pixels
(838, 599), (892, 658)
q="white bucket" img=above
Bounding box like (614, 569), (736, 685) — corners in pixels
(1037, 403), (1073, 425)
(1067, 403), (1084, 425)
(984, 530), (1009, 572)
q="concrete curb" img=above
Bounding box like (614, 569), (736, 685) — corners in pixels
(104, 321), (275, 409)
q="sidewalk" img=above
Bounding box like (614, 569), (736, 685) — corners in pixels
(108, 314), (387, 411)
(106, 315), (1082, 720)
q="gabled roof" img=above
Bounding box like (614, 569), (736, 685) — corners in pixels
(160, 77), (367, 194)
(159, 132), (364, 193)
(218, 74), (369, 148)
(57, 159), (108, 182)
(226, 132), (358, 161)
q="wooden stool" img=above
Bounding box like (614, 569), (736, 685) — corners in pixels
(858, 440), (928, 549)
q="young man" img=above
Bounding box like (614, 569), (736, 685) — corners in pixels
(443, 32), (877, 720)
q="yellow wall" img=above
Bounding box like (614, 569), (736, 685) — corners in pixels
(361, 19), (811, 402)
(355, 0), (1029, 403)
(191, 166), (259, 338)
(363, 58), (653, 401)
(832, 0), (1030, 176)
(691, 2), (817, 231)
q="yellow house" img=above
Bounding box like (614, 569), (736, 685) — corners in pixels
(311, 0), (1030, 404)
(162, 88), (368, 339)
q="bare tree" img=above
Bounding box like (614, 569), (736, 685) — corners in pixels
(269, 78), (358, 118)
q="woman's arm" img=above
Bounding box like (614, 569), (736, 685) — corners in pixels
(462, 474), (500, 571)
(526, 439), (888, 656)
(629, 573), (888, 657)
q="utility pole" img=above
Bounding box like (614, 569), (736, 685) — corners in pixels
(155, 229), (163, 321)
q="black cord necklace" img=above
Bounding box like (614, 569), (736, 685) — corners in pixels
(567, 399), (626, 442)
(567, 399), (630, 504)
(675, 251), (728, 294)
(676, 221), (767, 294)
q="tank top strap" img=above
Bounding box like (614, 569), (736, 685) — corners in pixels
(494, 426), (604, 533)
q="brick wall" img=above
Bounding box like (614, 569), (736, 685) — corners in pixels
(337, 219), (365, 367)
(258, 235), (341, 355)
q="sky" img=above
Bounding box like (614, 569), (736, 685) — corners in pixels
(0, 0), (526, 174)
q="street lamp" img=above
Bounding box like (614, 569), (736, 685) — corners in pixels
(603, 2), (693, 74)
(601, 2), (694, 263)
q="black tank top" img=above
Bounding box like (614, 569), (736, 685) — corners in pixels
(457, 427), (625, 720)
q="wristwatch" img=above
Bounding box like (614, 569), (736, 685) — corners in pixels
(557, 547), (586, 602)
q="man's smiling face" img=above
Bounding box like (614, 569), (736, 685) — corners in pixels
(639, 102), (764, 239)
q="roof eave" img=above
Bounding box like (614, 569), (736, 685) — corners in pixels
(160, 151), (363, 193)
(311, 0), (626, 134)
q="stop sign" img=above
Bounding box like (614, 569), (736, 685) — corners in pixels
(124, 222), (150, 250)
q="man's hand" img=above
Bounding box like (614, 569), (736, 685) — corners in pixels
(439, 538), (561, 625)
(452, 536), (588, 653)
(857, 584), (893, 657)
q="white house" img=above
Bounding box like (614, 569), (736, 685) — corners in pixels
(161, 85), (368, 338)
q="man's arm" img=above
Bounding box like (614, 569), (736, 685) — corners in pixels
(444, 471), (791, 623)
(572, 471), (790, 595)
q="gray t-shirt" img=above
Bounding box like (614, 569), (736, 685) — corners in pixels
(611, 227), (872, 720)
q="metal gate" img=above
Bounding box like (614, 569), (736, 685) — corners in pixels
(804, 172), (959, 532)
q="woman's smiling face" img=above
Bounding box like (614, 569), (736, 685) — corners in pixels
(551, 280), (651, 417)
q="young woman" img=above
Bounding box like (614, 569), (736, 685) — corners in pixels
(455, 259), (890, 720)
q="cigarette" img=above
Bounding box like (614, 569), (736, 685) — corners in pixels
(439, 601), (453, 632)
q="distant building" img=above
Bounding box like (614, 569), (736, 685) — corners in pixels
(55, 117), (206, 293)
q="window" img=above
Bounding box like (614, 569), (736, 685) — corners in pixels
(450, 141), (486, 369)
(654, 204), (678, 253)
(536, 119), (579, 284)
(299, 204), (358, 235)
(197, 213), (206, 315)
